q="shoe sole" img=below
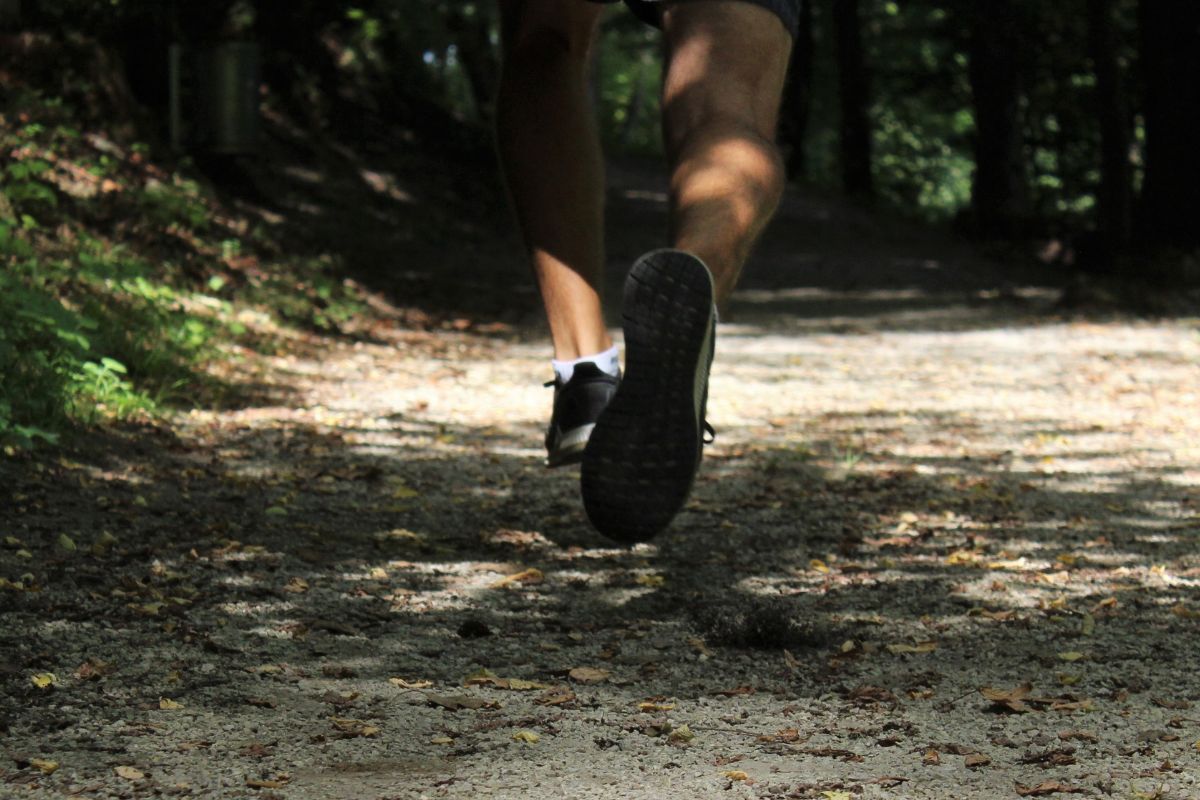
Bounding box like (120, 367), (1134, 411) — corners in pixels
(581, 250), (714, 542)
(545, 424), (594, 468)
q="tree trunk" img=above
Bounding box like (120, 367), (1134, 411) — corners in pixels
(1138, 0), (1200, 247)
(831, 0), (873, 198)
(779, 0), (815, 180)
(1085, 0), (1132, 266)
(966, 1), (1028, 239)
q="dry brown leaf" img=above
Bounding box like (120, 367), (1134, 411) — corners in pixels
(425, 693), (500, 711)
(980, 684), (1034, 713)
(283, 577), (309, 594)
(922, 749), (940, 765)
(1014, 781), (1086, 796)
(1057, 730), (1099, 742)
(511, 730), (540, 744)
(29, 758), (59, 775)
(668, 724), (695, 743)
(638, 701), (676, 712)
(114, 765), (145, 780)
(964, 753), (991, 768)
(158, 697), (183, 710)
(463, 668), (549, 691)
(568, 666), (611, 684)
(246, 775), (290, 789)
(74, 659), (113, 681)
(722, 770), (750, 782)
(389, 677), (433, 689)
(758, 728), (805, 744)
(330, 717), (380, 737)
(536, 689), (576, 706)
(490, 567), (544, 588)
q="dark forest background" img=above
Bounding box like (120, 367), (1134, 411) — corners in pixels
(10, 0), (1200, 260)
(1, 0), (1198, 446)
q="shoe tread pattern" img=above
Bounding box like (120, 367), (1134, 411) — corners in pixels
(581, 250), (714, 542)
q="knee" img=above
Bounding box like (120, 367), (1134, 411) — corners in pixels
(671, 119), (786, 198)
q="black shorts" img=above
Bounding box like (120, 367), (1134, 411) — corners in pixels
(587, 0), (801, 38)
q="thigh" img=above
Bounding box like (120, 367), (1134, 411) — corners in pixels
(660, 0), (793, 147)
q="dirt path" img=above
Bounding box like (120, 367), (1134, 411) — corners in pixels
(3, 174), (1200, 799)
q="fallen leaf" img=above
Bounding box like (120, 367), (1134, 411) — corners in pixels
(30, 672), (57, 690)
(490, 567), (544, 588)
(981, 684), (1033, 713)
(246, 776), (290, 789)
(247, 664), (283, 675)
(536, 689), (576, 706)
(283, 577), (309, 594)
(801, 747), (865, 763)
(638, 701), (676, 712)
(74, 659), (113, 680)
(722, 770), (750, 781)
(1057, 730), (1099, 743)
(57, 534), (77, 552)
(92, 531), (118, 555)
(821, 792), (852, 800)
(28, 758), (59, 775)
(568, 666), (611, 684)
(635, 573), (665, 587)
(1015, 781), (1086, 796)
(922, 749), (940, 765)
(512, 730), (540, 744)
(115, 765), (145, 780)
(946, 550), (982, 566)
(1171, 604), (1200, 620)
(463, 668), (549, 691)
(389, 677), (433, 689)
(425, 693), (500, 711)
(668, 724), (695, 743)
(964, 753), (991, 768)
(1079, 613), (1095, 636)
(330, 717), (380, 737)
(810, 559), (831, 574)
(159, 697), (183, 710)
(758, 728), (804, 744)
(1057, 651), (1086, 662)
(886, 642), (937, 655)
(430, 736), (453, 745)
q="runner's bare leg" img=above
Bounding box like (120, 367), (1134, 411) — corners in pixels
(661, 1), (793, 308)
(496, 0), (611, 361)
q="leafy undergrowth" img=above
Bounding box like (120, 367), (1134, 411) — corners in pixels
(0, 77), (381, 449)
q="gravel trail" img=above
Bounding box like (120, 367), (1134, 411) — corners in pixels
(3, 176), (1199, 799)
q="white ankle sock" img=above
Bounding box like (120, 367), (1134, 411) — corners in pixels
(552, 345), (620, 383)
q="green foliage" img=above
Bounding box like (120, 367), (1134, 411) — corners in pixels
(0, 229), (219, 447)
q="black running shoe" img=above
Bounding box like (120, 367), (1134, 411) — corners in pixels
(544, 363), (621, 468)
(581, 249), (716, 542)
